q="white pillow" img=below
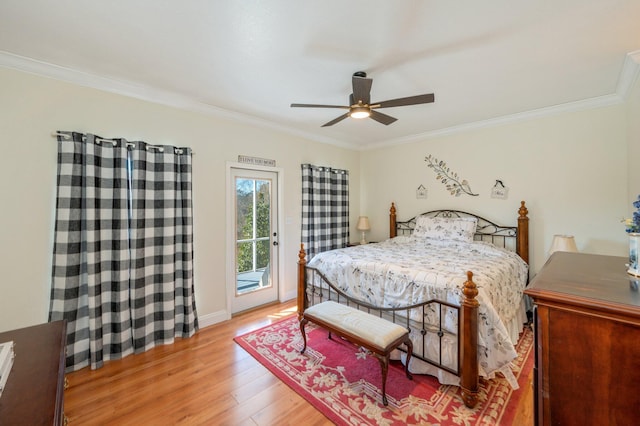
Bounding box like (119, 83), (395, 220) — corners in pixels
(412, 216), (478, 243)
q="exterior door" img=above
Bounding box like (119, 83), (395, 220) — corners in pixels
(229, 167), (279, 314)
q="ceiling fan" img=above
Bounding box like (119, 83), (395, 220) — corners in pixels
(291, 71), (435, 127)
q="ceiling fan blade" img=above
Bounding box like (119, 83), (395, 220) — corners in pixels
(291, 103), (349, 109)
(352, 75), (372, 105)
(321, 112), (350, 127)
(369, 110), (398, 125)
(373, 93), (435, 109)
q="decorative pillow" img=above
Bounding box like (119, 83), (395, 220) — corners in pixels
(412, 216), (478, 243)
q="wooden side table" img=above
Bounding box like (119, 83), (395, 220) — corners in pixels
(0, 320), (67, 425)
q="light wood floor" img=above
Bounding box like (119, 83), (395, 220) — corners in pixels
(64, 299), (533, 425)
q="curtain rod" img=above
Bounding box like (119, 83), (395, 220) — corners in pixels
(51, 132), (194, 154)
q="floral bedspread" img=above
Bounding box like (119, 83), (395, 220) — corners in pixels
(306, 236), (529, 378)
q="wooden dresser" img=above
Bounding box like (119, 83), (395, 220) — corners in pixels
(0, 320), (67, 425)
(524, 252), (640, 425)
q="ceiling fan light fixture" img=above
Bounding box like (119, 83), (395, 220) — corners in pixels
(290, 72), (435, 127)
(350, 106), (370, 119)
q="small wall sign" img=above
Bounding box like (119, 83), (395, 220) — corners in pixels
(491, 180), (509, 200)
(238, 155), (276, 167)
(416, 184), (428, 199)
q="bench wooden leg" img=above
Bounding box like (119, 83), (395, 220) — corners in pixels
(374, 354), (390, 406)
(374, 338), (413, 407)
(404, 336), (414, 380)
(299, 318), (308, 354)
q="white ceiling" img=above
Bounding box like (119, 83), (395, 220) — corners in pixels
(1, 1), (639, 150)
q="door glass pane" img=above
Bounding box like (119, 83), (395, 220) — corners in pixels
(256, 239), (270, 269)
(236, 178), (254, 240)
(256, 180), (270, 239)
(235, 177), (272, 295)
(236, 241), (253, 273)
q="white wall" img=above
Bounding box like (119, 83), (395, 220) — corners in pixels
(0, 65), (635, 332)
(360, 105), (629, 276)
(0, 67), (360, 332)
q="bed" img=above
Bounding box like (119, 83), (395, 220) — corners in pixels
(296, 201), (530, 408)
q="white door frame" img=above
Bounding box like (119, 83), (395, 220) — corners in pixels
(225, 162), (285, 317)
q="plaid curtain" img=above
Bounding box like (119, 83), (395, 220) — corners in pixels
(49, 132), (197, 372)
(301, 164), (349, 259)
(49, 132), (134, 371)
(129, 142), (198, 352)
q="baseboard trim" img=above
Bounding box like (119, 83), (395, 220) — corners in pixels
(197, 309), (229, 329)
(282, 290), (297, 302)
(198, 294), (296, 329)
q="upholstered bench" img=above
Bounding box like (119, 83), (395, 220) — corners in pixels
(300, 301), (413, 406)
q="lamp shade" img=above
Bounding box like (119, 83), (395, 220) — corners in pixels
(549, 234), (578, 256)
(356, 216), (370, 231)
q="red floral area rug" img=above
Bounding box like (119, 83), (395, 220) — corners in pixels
(234, 315), (533, 425)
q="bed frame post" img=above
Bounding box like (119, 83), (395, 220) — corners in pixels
(460, 270), (479, 408)
(389, 202), (397, 238)
(297, 244), (307, 320)
(517, 201), (529, 265)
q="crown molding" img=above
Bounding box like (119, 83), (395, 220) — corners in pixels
(2, 50), (637, 152)
(371, 52), (640, 150)
(368, 93), (624, 150)
(0, 51), (354, 150)
(373, 51), (640, 150)
(615, 49), (640, 100)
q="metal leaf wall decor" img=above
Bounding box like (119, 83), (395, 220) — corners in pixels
(425, 155), (478, 197)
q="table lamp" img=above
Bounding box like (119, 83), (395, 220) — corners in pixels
(356, 216), (371, 245)
(548, 234), (578, 257)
